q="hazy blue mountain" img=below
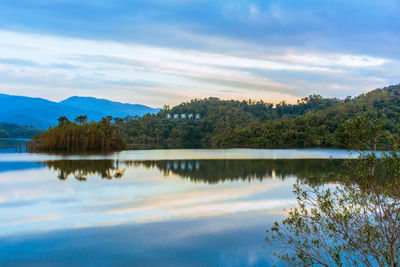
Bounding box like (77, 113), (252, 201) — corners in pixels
(0, 94), (159, 129)
(60, 96), (159, 118)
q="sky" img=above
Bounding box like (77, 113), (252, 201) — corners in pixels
(0, 0), (399, 107)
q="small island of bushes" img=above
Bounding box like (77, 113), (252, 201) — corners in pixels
(27, 116), (126, 152)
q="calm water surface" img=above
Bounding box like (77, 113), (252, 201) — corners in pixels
(0, 145), (350, 266)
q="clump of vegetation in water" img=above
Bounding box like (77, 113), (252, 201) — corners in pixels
(28, 116), (126, 152)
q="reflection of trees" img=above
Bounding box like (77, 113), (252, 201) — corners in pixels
(44, 159), (351, 184)
(44, 160), (126, 181)
(134, 159), (345, 184)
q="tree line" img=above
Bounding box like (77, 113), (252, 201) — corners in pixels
(118, 84), (400, 148)
(28, 84), (400, 151)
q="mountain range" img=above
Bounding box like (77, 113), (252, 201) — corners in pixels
(0, 94), (159, 129)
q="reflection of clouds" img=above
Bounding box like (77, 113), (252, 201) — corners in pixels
(0, 168), (74, 202)
(0, 148), (353, 162)
(100, 180), (295, 224)
(0, 213), (279, 266)
(0, 160), (297, 237)
(2, 215), (62, 226)
(131, 199), (294, 224)
(255, 208), (291, 217)
(130, 211), (279, 243)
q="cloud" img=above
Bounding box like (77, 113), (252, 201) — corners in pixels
(0, 29), (397, 105)
(1, 0), (399, 104)
(0, 58), (40, 67)
(4, 215), (62, 226)
(1, 1), (399, 56)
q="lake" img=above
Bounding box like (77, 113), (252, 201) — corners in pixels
(0, 145), (351, 266)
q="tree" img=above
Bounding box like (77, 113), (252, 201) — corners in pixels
(57, 116), (70, 126)
(266, 116), (400, 266)
(74, 115), (88, 125)
(113, 117), (124, 134)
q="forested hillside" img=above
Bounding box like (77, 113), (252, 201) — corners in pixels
(217, 84), (400, 148)
(30, 84), (400, 151)
(0, 123), (39, 138)
(119, 84), (400, 148)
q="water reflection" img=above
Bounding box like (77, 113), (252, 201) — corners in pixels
(137, 159), (343, 184)
(0, 214), (276, 267)
(1, 159), (299, 236)
(0, 148), (353, 162)
(0, 138), (28, 153)
(45, 160), (126, 181)
(0, 156), (347, 266)
(42, 159), (345, 184)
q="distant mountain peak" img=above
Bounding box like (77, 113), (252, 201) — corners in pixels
(60, 95), (151, 107)
(60, 96), (159, 114)
(62, 95), (115, 102)
(0, 94), (160, 129)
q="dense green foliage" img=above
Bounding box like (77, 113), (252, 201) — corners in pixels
(0, 123), (39, 138)
(119, 84), (400, 148)
(28, 116), (126, 152)
(219, 85), (400, 148)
